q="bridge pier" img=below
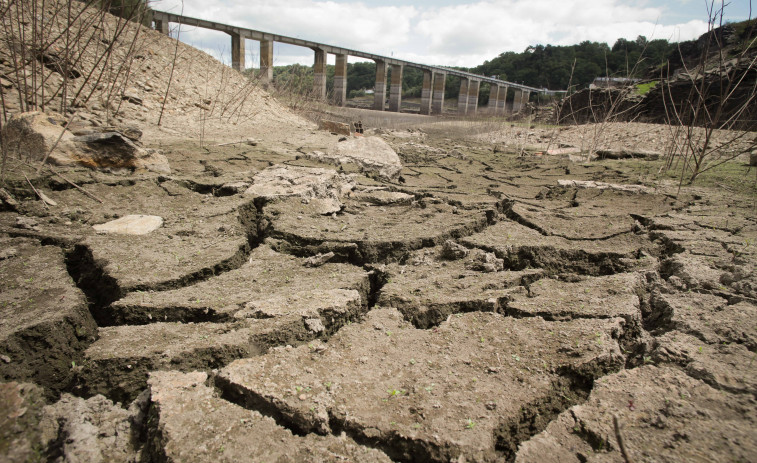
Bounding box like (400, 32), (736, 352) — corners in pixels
(512, 89), (529, 113)
(313, 48), (327, 100)
(230, 32), (245, 72)
(373, 60), (387, 111)
(457, 78), (469, 115)
(432, 72), (446, 115)
(487, 84), (499, 114)
(388, 64), (403, 112)
(333, 54), (348, 107)
(260, 40), (273, 83)
(467, 80), (480, 114)
(420, 69), (433, 115)
(155, 19), (169, 35)
(498, 85), (509, 115)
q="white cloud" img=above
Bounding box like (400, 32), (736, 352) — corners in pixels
(153, 0), (710, 68)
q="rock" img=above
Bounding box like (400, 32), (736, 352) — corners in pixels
(557, 179), (651, 193)
(71, 132), (170, 174)
(440, 239), (469, 260)
(122, 87), (142, 105)
(465, 249), (504, 273)
(93, 215), (164, 235)
(0, 247), (17, 260)
(245, 165), (355, 215)
(596, 148), (661, 160)
(0, 111), (170, 173)
(350, 189), (413, 205)
(0, 188), (19, 211)
(307, 136), (401, 181)
(318, 119), (351, 136)
(304, 251), (335, 267)
(13, 216), (40, 231)
(1, 110), (75, 161)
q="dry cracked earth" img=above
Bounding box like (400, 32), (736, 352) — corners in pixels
(1, 127), (756, 462)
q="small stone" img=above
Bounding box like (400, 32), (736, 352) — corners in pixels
(93, 215), (163, 235)
(14, 216), (40, 231)
(440, 240), (469, 260)
(0, 248), (17, 260)
(304, 252), (335, 268)
(0, 354), (10, 363)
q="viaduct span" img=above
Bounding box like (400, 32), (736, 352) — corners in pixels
(152, 11), (546, 115)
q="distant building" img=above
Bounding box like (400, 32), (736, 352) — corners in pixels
(589, 77), (640, 89)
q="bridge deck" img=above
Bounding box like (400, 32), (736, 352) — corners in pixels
(152, 10), (546, 93)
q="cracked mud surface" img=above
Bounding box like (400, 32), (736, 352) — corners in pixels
(2, 126), (756, 462)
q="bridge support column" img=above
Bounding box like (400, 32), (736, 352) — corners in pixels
(467, 80), (480, 114)
(259, 40), (273, 83)
(432, 72), (446, 115)
(512, 89), (524, 113)
(419, 69), (433, 115)
(155, 19), (169, 35)
(373, 60), (387, 111)
(388, 64), (403, 112)
(333, 54), (348, 107)
(487, 84), (499, 114)
(457, 78), (469, 115)
(512, 89), (530, 113)
(313, 48), (327, 100)
(496, 84), (509, 115)
(230, 32), (245, 72)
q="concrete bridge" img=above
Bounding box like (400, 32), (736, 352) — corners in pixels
(152, 10), (546, 116)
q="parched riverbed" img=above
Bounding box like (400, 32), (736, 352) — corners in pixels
(1, 124), (756, 462)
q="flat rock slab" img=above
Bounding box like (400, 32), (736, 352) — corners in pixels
(507, 273), (644, 324)
(557, 179), (652, 194)
(0, 238), (97, 393)
(379, 245), (543, 328)
(653, 331), (757, 395)
(266, 197), (491, 264)
(349, 188), (414, 206)
(108, 245), (370, 324)
(305, 136), (402, 181)
(462, 220), (654, 275)
(245, 165), (355, 215)
(145, 371), (391, 462)
(93, 214), (163, 235)
(218, 308), (627, 461)
(515, 366), (757, 463)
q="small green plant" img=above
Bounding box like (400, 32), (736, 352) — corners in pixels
(465, 418), (476, 429)
(387, 388), (404, 397)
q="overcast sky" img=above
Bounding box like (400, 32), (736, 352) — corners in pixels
(151, 0), (754, 68)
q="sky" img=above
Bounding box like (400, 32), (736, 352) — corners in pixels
(151, 0), (754, 69)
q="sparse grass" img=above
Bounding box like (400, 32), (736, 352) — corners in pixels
(635, 81), (658, 95)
